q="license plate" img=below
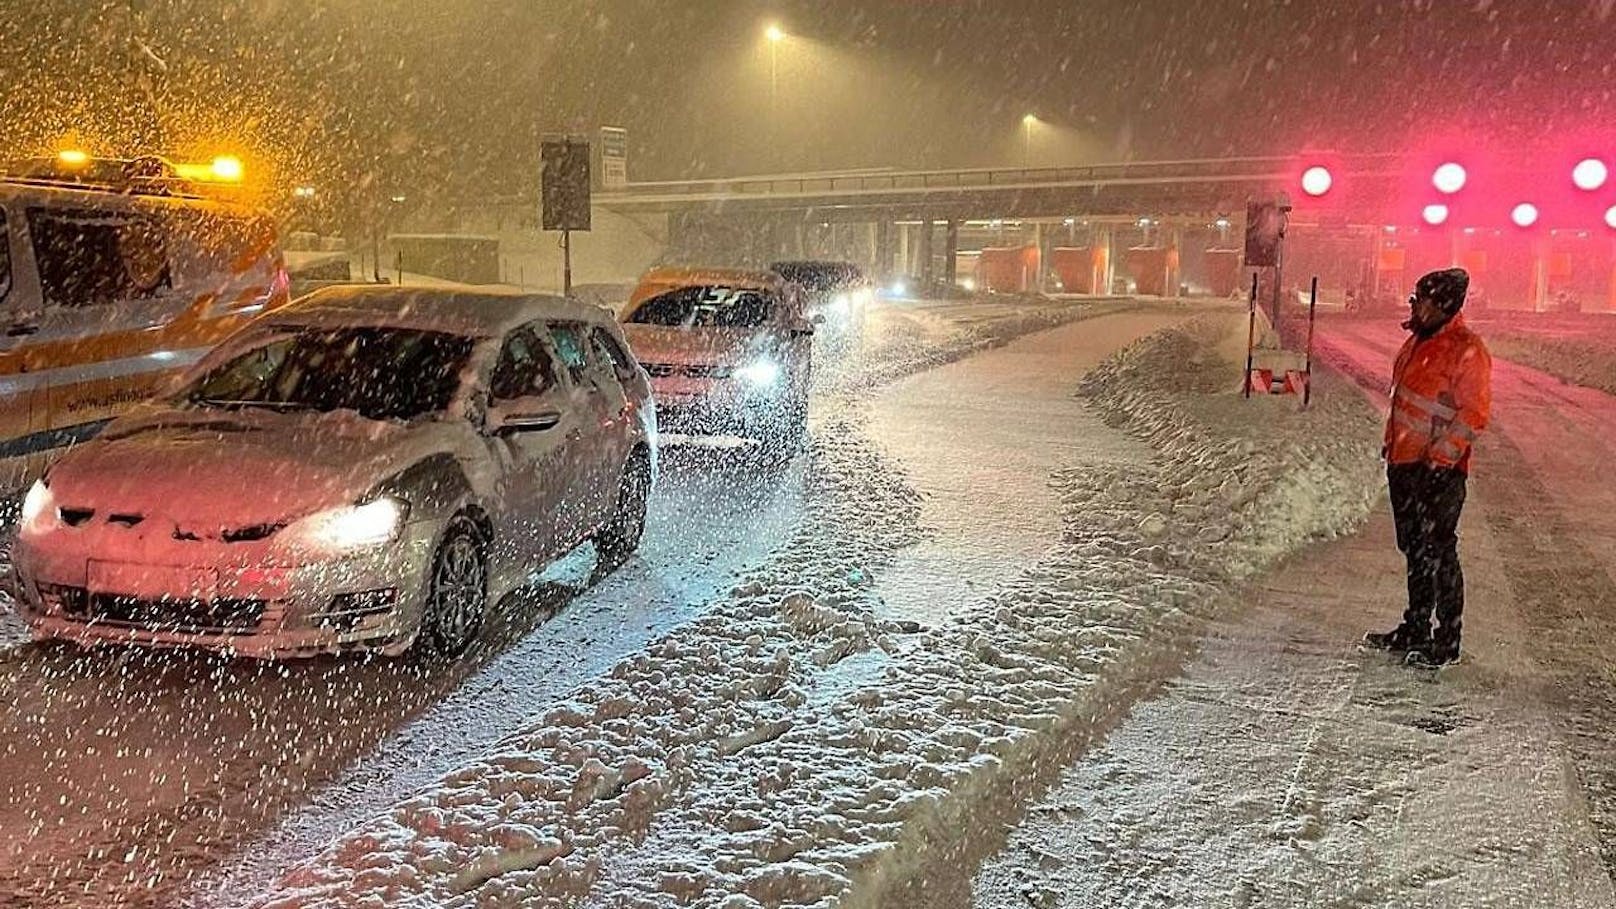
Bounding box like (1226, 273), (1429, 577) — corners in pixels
(87, 561), (218, 600)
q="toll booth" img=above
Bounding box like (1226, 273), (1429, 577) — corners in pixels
(1126, 246), (1178, 297)
(978, 246), (1040, 293)
(1049, 246), (1108, 294)
(1203, 248), (1242, 297)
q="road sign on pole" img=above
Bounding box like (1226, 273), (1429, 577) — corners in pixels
(541, 136), (591, 232)
(542, 135), (591, 297)
(1244, 200), (1286, 267)
(600, 126), (628, 189)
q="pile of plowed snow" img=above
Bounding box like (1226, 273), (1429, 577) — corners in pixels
(250, 313), (1384, 909)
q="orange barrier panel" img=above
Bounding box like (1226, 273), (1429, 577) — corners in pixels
(1203, 248), (1242, 296)
(978, 246), (1040, 293)
(1049, 246), (1107, 294)
(1126, 246), (1177, 296)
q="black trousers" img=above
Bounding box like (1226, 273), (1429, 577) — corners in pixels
(1387, 463), (1468, 649)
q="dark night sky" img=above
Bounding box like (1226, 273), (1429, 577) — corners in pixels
(4, 0), (1615, 202)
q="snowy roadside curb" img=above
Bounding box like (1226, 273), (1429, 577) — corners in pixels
(247, 310), (1384, 909)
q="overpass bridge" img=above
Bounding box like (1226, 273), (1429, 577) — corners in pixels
(593, 154), (1409, 223)
(455, 154), (1612, 308)
(589, 154), (1422, 296)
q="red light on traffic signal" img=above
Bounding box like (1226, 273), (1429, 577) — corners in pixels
(1511, 202), (1540, 228)
(1300, 165), (1332, 197)
(1573, 158), (1609, 191)
(1432, 162), (1467, 194)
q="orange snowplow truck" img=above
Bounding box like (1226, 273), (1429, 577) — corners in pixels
(0, 154), (291, 491)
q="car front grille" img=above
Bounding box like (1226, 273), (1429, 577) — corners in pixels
(61, 590), (268, 636)
(641, 362), (732, 379)
(684, 363), (734, 378)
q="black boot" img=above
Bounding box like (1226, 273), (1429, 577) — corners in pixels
(1406, 635), (1461, 667)
(1363, 625), (1428, 652)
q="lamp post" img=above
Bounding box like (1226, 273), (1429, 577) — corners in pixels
(1022, 113), (1038, 168)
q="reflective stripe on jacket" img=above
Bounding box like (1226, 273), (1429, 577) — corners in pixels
(1384, 314), (1492, 473)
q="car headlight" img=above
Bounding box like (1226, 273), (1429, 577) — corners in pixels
(292, 497), (408, 552)
(734, 359), (782, 388)
(20, 479), (53, 529)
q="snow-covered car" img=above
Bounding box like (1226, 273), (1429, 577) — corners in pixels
(620, 266), (813, 455)
(8, 286), (656, 660)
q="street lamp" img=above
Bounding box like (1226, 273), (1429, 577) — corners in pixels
(1022, 113), (1038, 168)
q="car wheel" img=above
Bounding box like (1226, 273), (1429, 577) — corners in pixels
(416, 516), (487, 658)
(596, 452), (651, 564)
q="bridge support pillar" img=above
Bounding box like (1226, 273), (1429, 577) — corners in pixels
(1530, 236), (1550, 313)
(1167, 224), (1184, 298)
(875, 220), (892, 277)
(1031, 222), (1046, 293)
(1095, 224), (1116, 295)
(945, 220), (959, 287)
(918, 220), (936, 288)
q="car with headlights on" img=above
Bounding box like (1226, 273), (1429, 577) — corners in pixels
(620, 266), (812, 455)
(770, 260), (873, 342)
(9, 286), (656, 659)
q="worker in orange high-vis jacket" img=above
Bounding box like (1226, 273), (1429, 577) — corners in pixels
(1364, 268), (1492, 667)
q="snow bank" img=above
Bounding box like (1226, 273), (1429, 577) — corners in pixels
(1486, 330), (1616, 398)
(251, 311), (1384, 908)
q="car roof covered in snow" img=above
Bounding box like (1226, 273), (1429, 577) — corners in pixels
(275, 284), (615, 338)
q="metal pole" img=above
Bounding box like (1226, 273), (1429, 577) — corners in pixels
(1303, 275), (1318, 410)
(1024, 120), (1032, 168)
(1243, 271), (1258, 399)
(562, 228), (573, 297)
(395, 249), (403, 286)
(770, 43), (779, 171)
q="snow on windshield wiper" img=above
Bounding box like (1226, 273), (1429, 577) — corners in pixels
(192, 397), (316, 412)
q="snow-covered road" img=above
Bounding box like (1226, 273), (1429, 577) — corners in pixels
(0, 452), (809, 907)
(229, 309), (1381, 908)
(0, 295), (1128, 907)
(974, 313), (1616, 908)
(866, 313), (1185, 627)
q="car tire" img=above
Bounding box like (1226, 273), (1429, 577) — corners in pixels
(414, 515), (487, 659)
(596, 452), (651, 564)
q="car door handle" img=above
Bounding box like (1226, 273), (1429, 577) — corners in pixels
(5, 323), (39, 337)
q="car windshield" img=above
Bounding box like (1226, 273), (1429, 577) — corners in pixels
(628, 285), (773, 328)
(183, 326), (474, 421)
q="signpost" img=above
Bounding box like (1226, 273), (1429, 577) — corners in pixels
(541, 135), (591, 296)
(600, 126), (628, 189)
